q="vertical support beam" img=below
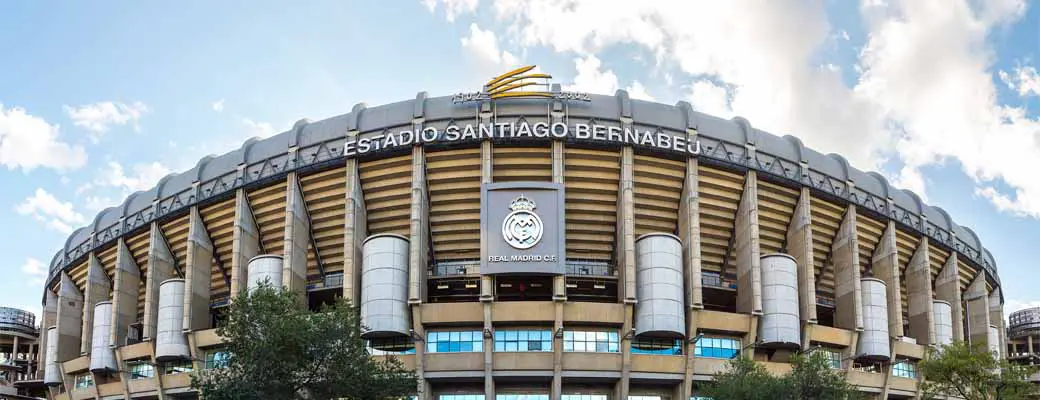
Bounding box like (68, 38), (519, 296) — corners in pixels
(38, 289), (57, 376)
(873, 221), (904, 338)
(679, 156), (701, 400)
(56, 273), (83, 364)
(989, 288), (1005, 358)
(906, 238), (934, 345)
(81, 254), (111, 355)
(479, 138), (494, 400)
(231, 189), (261, 299)
(143, 223), (175, 340)
(110, 239), (140, 347)
(833, 205), (863, 331)
(283, 172), (310, 304)
(934, 255), (964, 342)
(787, 188), (817, 325)
(735, 171), (762, 315)
(617, 146), (636, 400)
(408, 145), (429, 305)
(183, 206), (214, 331)
(551, 140), (565, 400)
(343, 159), (367, 305)
(965, 273), (990, 348)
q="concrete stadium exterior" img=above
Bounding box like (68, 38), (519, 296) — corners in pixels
(25, 81), (1007, 400)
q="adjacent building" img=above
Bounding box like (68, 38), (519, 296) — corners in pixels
(0, 307), (44, 399)
(1008, 307), (1040, 384)
(23, 74), (1005, 400)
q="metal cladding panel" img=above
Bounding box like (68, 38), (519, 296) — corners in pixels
(89, 301), (116, 372)
(933, 300), (953, 347)
(634, 233), (685, 338)
(360, 234), (410, 338)
(758, 253), (801, 348)
(247, 255), (284, 292)
(155, 279), (189, 361)
(989, 325), (1001, 357)
(857, 278), (891, 361)
(44, 327), (60, 386)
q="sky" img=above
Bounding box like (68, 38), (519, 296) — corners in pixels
(2, 0), (1040, 323)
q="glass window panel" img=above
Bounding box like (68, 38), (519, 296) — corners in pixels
(564, 331), (573, 341)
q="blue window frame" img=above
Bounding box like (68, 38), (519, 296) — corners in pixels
(496, 394), (549, 400)
(494, 329), (552, 352)
(631, 337), (683, 355)
(439, 395), (485, 400)
(368, 336), (417, 355)
(127, 360), (154, 379)
(73, 373), (93, 389)
(563, 330), (619, 353)
(892, 360), (917, 379)
(205, 350), (230, 369)
(694, 337), (740, 359)
(628, 396), (664, 400)
(824, 349), (842, 369)
(562, 395), (608, 400)
(427, 330), (483, 353)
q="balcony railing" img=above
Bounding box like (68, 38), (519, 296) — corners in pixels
(430, 260), (617, 277)
(431, 261), (480, 277)
(564, 261), (615, 277)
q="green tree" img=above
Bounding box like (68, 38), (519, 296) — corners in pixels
(920, 340), (1037, 400)
(191, 280), (418, 400)
(700, 355), (785, 400)
(782, 351), (862, 400)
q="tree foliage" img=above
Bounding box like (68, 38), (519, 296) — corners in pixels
(701, 350), (861, 400)
(920, 340), (1037, 400)
(191, 280), (418, 400)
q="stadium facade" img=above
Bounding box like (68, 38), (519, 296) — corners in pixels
(23, 67), (1007, 400)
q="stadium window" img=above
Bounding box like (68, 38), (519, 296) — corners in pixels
(427, 330), (484, 353)
(563, 329), (620, 353)
(693, 337), (740, 359)
(496, 394), (549, 400)
(161, 359), (193, 375)
(631, 337), (683, 355)
(439, 395), (485, 400)
(205, 349), (230, 369)
(562, 395), (608, 400)
(824, 349), (842, 369)
(892, 360), (917, 379)
(368, 336), (416, 355)
(127, 360), (154, 379)
(73, 373), (93, 389)
(628, 396), (665, 400)
(494, 329), (552, 352)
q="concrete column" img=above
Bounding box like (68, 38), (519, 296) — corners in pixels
(183, 206), (214, 331)
(283, 172), (310, 303)
(680, 157), (703, 309)
(551, 140), (565, 400)
(872, 221), (904, 338)
(56, 273), (83, 364)
(38, 289), (57, 376)
(1028, 335), (1034, 354)
(410, 305), (429, 400)
(832, 206), (862, 331)
(479, 139), (494, 399)
(408, 145), (429, 305)
(617, 146), (635, 399)
(110, 239), (140, 347)
(787, 188), (817, 324)
(735, 171), (762, 315)
(965, 274), (990, 348)
(906, 239), (934, 345)
(81, 254), (111, 355)
(143, 222), (175, 340)
(935, 254), (964, 342)
(231, 189), (261, 300)
(342, 159), (367, 305)
(989, 288), (1005, 358)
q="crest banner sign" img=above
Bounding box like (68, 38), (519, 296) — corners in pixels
(481, 182), (565, 275)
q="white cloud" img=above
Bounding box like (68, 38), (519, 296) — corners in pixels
(688, 80), (732, 118)
(1004, 298), (1040, 320)
(63, 101), (149, 140)
(461, 23), (518, 68)
(0, 104), (87, 172)
(567, 55), (619, 94)
(97, 161), (171, 194)
(242, 118), (276, 138)
(20, 258), (47, 286)
(15, 188), (87, 234)
(212, 99), (225, 113)
(998, 65), (1040, 97)
(426, 0), (479, 22)
(626, 81), (654, 101)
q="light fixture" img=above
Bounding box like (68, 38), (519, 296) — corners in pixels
(483, 328), (493, 339)
(687, 333), (704, 344)
(555, 327), (564, 339)
(622, 328), (636, 341)
(409, 329), (424, 342)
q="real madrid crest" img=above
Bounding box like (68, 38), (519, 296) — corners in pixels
(502, 194), (543, 249)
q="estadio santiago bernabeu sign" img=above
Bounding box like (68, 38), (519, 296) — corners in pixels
(481, 183), (565, 275)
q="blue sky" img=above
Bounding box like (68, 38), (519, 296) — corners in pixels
(2, 0), (1040, 321)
